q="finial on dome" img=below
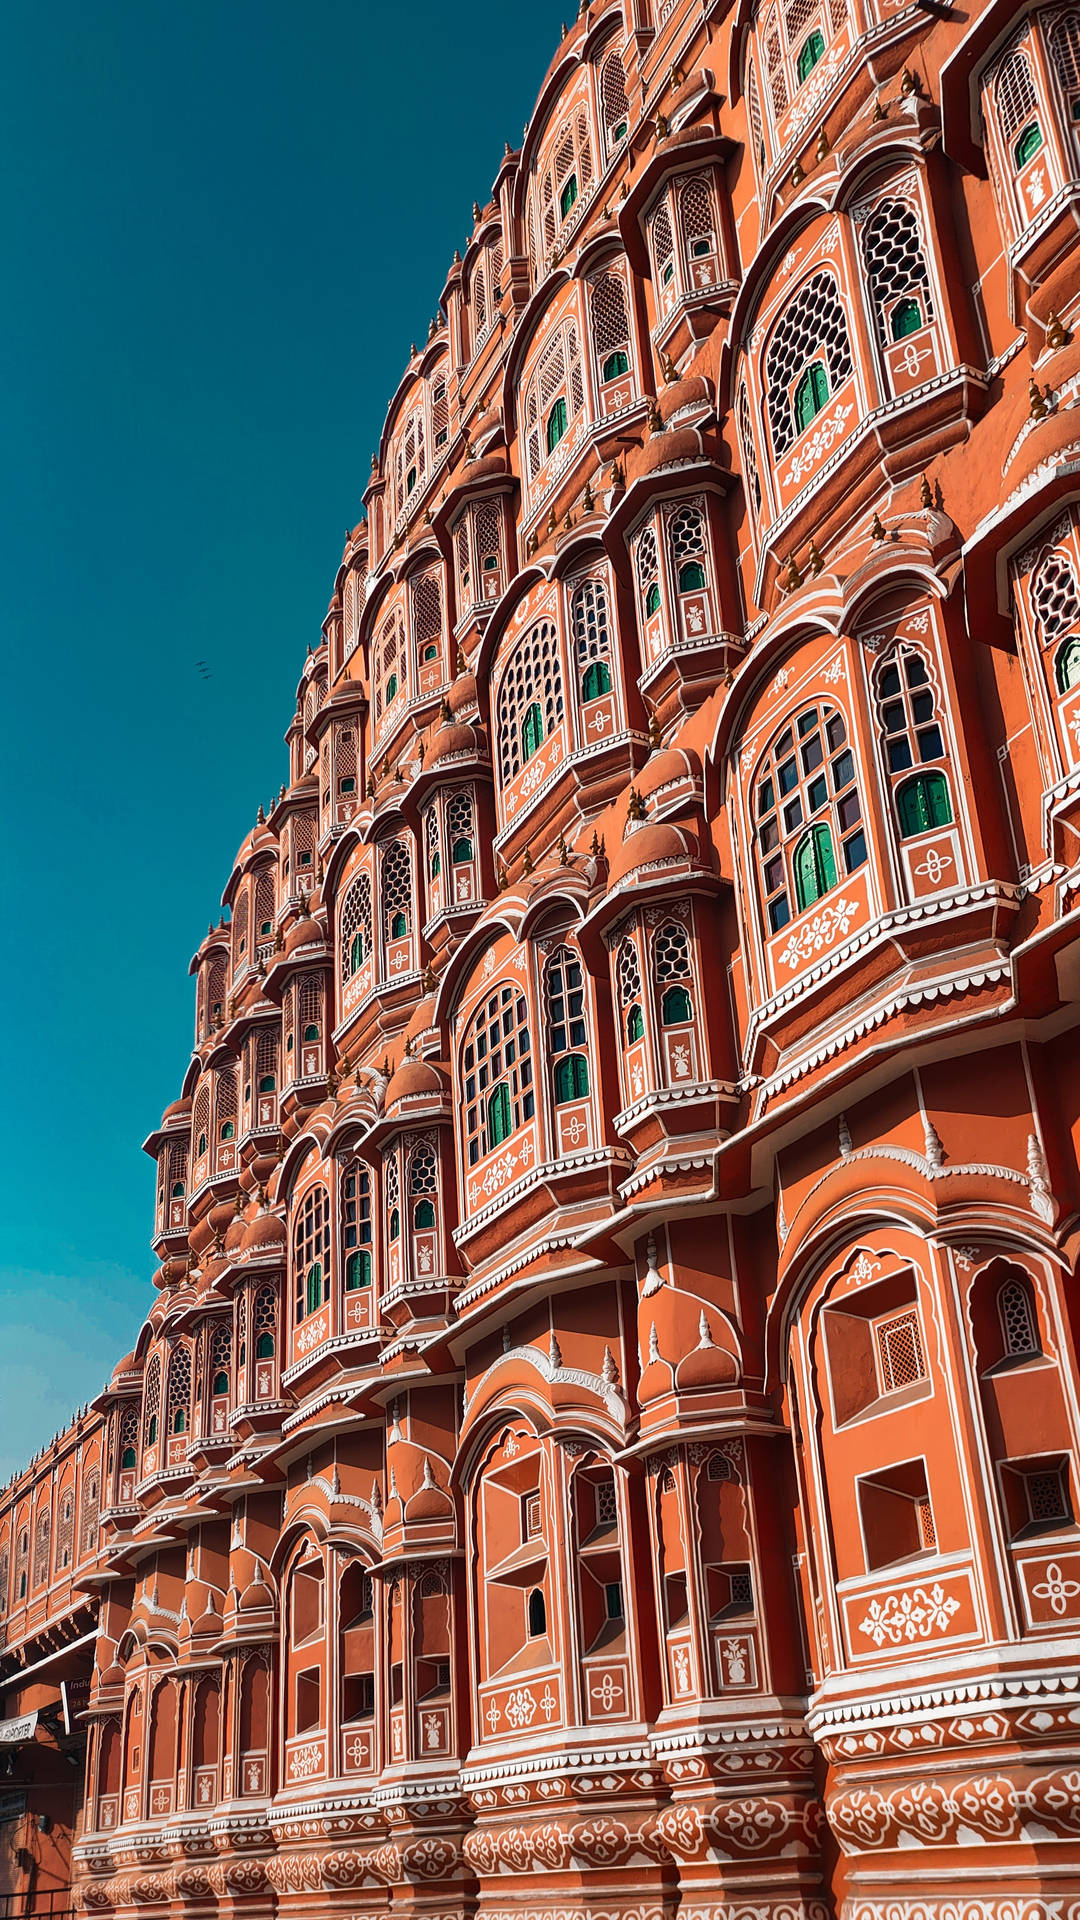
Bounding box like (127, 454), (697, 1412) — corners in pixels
(627, 786), (646, 823)
(522, 844), (534, 875)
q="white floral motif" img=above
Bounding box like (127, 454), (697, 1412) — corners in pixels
(783, 402), (855, 486)
(778, 896), (860, 968)
(287, 1741), (323, 1780)
(539, 1685), (557, 1719)
(296, 1313), (328, 1355)
(504, 1687), (537, 1729)
(821, 655), (846, 684)
(858, 1582), (962, 1647)
(589, 1671), (624, 1711)
(915, 849), (954, 886)
(1031, 1562), (1080, 1618)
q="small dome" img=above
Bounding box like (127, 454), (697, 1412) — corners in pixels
(241, 1207), (286, 1257)
(633, 422), (704, 481)
(161, 1097), (191, 1126)
(447, 670), (480, 717)
(284, 908), (324, 956)
(1005, 385), (1080, 493)
(385, 1055), (445, 1115)
(637, 745), (703, 802)
(429, 718), (482, 767)
(607, 819), (695, 887)
(238, 1578), (275, 1613)
(657, 373), (712, 424)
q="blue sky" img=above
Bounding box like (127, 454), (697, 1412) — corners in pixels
(0, 0), (564, 1479)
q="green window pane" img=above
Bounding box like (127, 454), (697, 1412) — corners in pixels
(678, 560), (706, 592)
(386, 672), (398, 700)
(488, 1082), (512, 1147)
(303, 1023), (319, 1042)
(891, 296), (923, 340)
(797, 28), (825, 81)
(560, 173), (578, 217)
(258, 1074), (276, 1092)
(661, 984), (692, 1025)
(794, 360), (829, 432)
(897, 772), (952, 838)
(1056, 637), (1080, 691)
(626, 1003), (645, 1043)
(390, 911), (407, 940)
(452, 837), (473, 863)
(345, 1250), (371, 1291)
(121, 1447), (136, 1471)
(389, 1207), (400, 1242)
(581, 660), (612, 701)
(521, 701), (544, 762)
(794, 823), (837, 909)
(602, 349), (629, 380)
(306, 1263), (323, 1316)
(1014, 122), (1043, 167)
(554, 1053), (589, 1104)
(414, 1198), (436, 1229)
(645, 581), (661, 617)
(546, 396), (568, 452)
(255, 1331), (275, 1358)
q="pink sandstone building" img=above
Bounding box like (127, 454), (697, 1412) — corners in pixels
(3, 3), (1080, 1916)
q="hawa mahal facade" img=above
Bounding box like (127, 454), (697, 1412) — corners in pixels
(4, 2), (1080, 1917)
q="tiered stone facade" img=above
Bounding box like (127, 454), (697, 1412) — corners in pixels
(3, 3), (1080, 1917)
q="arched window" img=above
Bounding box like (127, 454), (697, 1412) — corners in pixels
(994, 38), (1042, 175)
(522, 324), (585, 480)
(572, 576), (613, 704)
(546, 946), (590, 1105)
(797, 28), (824, 81)
(496, 619), (564, 787)
(755, 704), (865, 933)
(411, 570), (443, 676)
(998, 1275), (1041, 1358)
(678, 173), (719, 271)
(590, 270), (631, 386)
(861, 195), (935, 353)
(341, 872), (373, 982)
(668, 501), (709, 596)
(875, 646), (951, 836)
(766, 273), (854, 459)
(210, 1321), (231, 1399)
(425, 803), (441, 879)
(599, 49), (630, 149)
(448, 788), (474, 864)
(463, 981), (534, 1165)
(293, 1186), (330, 1325)
(408, 1140), (438, 1232)
(381, 839), (413, 947)
(1033, 547), (1080, 645)
(121, 1446), (137, 1471)
(527, 1586), (547, 1635)
(654, 920), (694, 1024)
(34, 1511), (51, 1591)
(616, 936), (644, 1045)
(254, 1285), (276, 1358)
(167, 1344), (191, 1439)
(143, 1354), (161, 1450)
(650, 200), (675, 286)
(1048, 9), (1080, 123)
(342, 1161), (372, 1293)
(636, 524), (659, 618)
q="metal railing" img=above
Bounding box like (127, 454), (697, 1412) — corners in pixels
(0, 1892), (75, 1920)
